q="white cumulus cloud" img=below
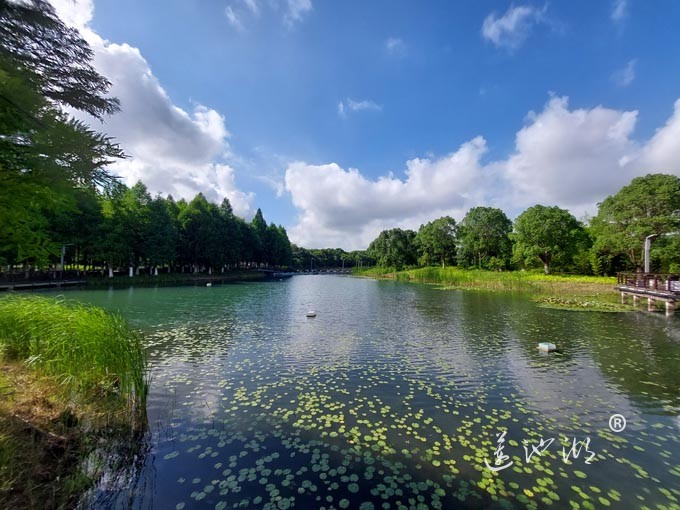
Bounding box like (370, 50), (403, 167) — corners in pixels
(284, 138), (489, 248)
(49, 0), (254, 216)
(48, 0), (93, 28)
(495, 96), (640, 212)
(481, 4), (547, 50)
(639, 99), (680, 174)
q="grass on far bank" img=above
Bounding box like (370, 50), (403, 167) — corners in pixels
(353, 266), (632, 312)
(0, 295), (148, 508)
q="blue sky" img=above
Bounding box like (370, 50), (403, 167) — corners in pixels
(52, 0), (680, 249)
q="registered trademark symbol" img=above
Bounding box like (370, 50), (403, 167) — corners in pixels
(609, 414), (626, 433)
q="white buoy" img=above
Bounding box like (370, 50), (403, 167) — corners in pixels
(538, 342), (556, 352)
(206, 282), (212, 287)
(306, 310), (316, 318)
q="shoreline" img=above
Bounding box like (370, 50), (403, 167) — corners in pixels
(0, 270), (272, 293)
(0, 296), (148, 508)
(0, 362), (144, 509)
(353, 267), (635, 312)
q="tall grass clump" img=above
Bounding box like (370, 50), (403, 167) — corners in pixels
(406, 267), (533, 291)
(0, 295), (147, 424)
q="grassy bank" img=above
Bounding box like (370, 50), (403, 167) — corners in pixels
(0, 295), (148, 508)
(354, 266), (630, 312)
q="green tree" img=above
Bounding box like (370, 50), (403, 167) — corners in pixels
(651, 235), (680, 273)
(347, 250), (374, 268)
(456, 207), (512, 269)
(0, 60), (121, 266)
(178, 193), (230, 273)
(122, 182), (152, 272)
(236, 217), (258, 266)
(0, 0), (119, 118)
(218, 198), (241, 269)
(264, 224), (278, 266)
(47, 186), (104, 270)
(250, 208), (267, 265)
(163, 195), (182, 270)
(569, 226), (595, 275)
(590, 174), (680, 271)
(291, 244), (310, 269)
(368, 229), (417, 269)
(415, 216), (457, 267)
(97, 182), (133, 276)
(263, 225), (287, 268)
(274, 225), (293, 267)
(513, 205), (584, 274)
(146, 196), (178, 271)
(0, 1), (123, 267)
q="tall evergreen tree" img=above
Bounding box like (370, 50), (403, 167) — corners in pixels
(146, 196), (178, 271)
(218, 198), (240, 269)
(251, 208), (267, 265)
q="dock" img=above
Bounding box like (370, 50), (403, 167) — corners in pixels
(616, 273), (680, 316)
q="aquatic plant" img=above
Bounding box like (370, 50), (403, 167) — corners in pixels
(0, 295), (147, 417)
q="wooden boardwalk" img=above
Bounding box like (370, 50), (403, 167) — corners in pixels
(616, 273), (680, 315)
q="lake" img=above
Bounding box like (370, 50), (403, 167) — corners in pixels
(44, 275), (680, 509)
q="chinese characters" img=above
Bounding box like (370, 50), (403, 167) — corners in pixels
(485, 430), (596, 472)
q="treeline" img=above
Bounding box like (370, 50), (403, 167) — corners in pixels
(2, 175), (296, 274)
(41, 181), (295, 275)
(367, 174), (680, 275)
(291, 247), (374, 270)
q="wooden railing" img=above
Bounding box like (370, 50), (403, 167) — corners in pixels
(617, 273), (680, 294)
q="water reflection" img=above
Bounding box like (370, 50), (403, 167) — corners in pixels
(43, 277), (679, 509)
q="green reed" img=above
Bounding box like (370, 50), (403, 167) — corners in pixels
(354, 266), (617, 295)
(0, 295), (147, 417)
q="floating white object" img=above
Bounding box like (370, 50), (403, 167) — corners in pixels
(306, 310), (317, 318)
(538, 342), (556, 352)
(206, 282), (212, 287)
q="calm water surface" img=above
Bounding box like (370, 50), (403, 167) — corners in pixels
(48, 276), (680, 509)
